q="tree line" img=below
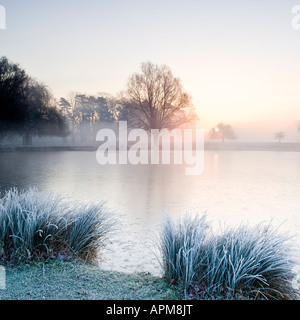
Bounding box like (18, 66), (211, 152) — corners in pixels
(0, 56), (68, 145)
(0, 57), (198, 145)
(2, 56), (299, 146)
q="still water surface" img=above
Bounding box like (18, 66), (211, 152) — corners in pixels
(0, 150), (300, 275)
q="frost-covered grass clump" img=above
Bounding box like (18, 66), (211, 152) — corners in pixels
(0, 188), (115, 264)
(158, 213), (299, 300)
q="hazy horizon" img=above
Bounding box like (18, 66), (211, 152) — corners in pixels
(1, 0), (300, 141)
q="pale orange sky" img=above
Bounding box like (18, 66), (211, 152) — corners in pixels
(1, 0), (300, 141)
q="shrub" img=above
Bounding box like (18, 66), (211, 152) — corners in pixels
(203, 223), (298, 299)
(158, 213), (299, 300)
(158, 213), (209, 293)
(0, 188), (115, 264)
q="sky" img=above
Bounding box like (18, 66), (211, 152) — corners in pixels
(1, 0), (300, 141)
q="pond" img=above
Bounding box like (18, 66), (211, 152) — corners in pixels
(0, 150), (300, 275)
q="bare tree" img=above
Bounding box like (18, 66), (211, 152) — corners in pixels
(119, 62), (197, 131)
(274, 131), (286, 143)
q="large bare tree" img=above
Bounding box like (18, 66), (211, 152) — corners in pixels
(119, 62), (197, 131)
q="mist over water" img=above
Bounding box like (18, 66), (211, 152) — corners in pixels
(1, 150), (299, 275)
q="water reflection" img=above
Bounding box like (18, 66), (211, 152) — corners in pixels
(0, 150), (300, 274)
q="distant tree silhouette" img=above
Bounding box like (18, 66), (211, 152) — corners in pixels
(97, 96), (116, 122)
(58, 93), (116, 143)
(118, 62), (197, 131)
(274, 131), (286, 143)
(209, 123), (236, 143)
(59, 97), (72, 117)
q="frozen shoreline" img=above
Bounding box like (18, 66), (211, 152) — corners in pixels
(1, 142), (300, 152)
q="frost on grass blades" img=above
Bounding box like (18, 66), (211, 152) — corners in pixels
(96, 121), (204, 176)
(291, 5), (300, 30)
(0, 188), (115, 263)
(158, 213), (300, 300)
(0, 5), (5, 30)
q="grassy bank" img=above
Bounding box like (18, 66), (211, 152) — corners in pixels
(0, 188), (180, 300)
(0, 260), (181, 300)
(1, 188), (299, 300)
(1, 257), (298, 300)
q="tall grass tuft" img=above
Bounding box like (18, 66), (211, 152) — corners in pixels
(0, 188), (115, 264)
(158, 213), (299, 300)
(204, 223), (298, 299)
(65, 203), (115, 261)
(158, 213), (209, 293)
